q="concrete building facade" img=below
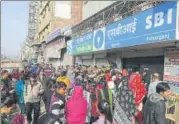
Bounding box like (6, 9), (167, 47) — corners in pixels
(37, 1), (83, 68)
(38, 1), (82, 42)
(82, 1), (116, 20)
(69, 1), (179, 80)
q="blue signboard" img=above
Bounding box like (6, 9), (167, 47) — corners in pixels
(46, 28), (61, 43)
(67, 40), (73, 55)
(93, 27), (106, 51)
(105, 2), (177, 49)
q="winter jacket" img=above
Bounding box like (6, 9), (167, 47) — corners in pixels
(56, 76), (70, 88)
(15, 80), (25, 104)
(143, 93), (168, 124)
(49, 92), (66, 123)
(66, 86), (88, 124)
(26, 81), (44, 103)
(42, 90), (53, 112)
(1, 78), (11, 93)
(37, 76), (48, 90)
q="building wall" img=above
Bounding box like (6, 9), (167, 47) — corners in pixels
(82, 1), (116, 20)
(72, 1), (83, 25)
(60, 52), (73, 66)
(38, 1), (83, 42)
(38, 1), (53, 42)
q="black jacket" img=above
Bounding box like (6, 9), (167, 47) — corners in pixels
(42, 90), (53, 112)
(143, 93), (168, 124)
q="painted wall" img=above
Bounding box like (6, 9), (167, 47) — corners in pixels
(82, 1), (116, 20)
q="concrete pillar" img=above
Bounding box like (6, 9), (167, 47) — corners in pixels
(93, 57), (96, 66)
(116, 52), (122, 70)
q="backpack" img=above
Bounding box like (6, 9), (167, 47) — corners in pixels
(13, 114), (25, 124)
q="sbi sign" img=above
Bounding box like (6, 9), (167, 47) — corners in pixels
(146, 8), (173, 30)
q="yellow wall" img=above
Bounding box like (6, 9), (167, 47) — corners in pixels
(38, 1), (54, 42)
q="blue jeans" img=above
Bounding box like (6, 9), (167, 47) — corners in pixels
(18, 103), (25, 114)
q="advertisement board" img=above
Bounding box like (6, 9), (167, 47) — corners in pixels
(72, 32), (93, 55)
(105, 2), (177, 49)
(164, 48), (179, 105)
(164, 48), (179, 82)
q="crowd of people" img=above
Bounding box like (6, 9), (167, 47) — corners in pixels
(1, 63), (171, 124)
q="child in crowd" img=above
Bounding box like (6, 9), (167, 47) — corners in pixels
(48, 82), (67, 123)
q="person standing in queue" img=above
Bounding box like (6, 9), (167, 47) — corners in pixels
(66, 86), (88, 124)
(26, 73), (44, 124)
(48, 82), (67, 124)
(143, 82), (170, 124)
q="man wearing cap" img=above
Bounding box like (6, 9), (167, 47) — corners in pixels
(26, 73), (44, 124)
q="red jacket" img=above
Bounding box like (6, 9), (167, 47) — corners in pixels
(66, 86), (87, 124)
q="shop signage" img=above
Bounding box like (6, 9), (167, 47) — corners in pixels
(164, 48), (179, 82)
(105, 2), (177, 49)
(67, 40), (73, 55)
(93, 27), (105, 51)
(72, 32), (93, 55)
(46, 28), (61, 43)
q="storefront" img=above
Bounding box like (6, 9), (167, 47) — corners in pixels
(44, 28), (73, 68)
(69, 2), (179, 70)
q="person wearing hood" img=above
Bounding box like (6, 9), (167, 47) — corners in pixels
(66, 86), (88, 124)
(143, 82), (170, 124)
(56, 71), (70, 88)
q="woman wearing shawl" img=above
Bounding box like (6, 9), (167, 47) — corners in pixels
(113, 71), (138, 124)
(66, 86), (88, 124)
(128, 73), (147, 124)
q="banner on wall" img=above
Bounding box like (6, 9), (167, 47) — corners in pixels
(72, 32), (93, 55)
(164, 48), (179, 105)
(164, 48), (179, 82)
(105, 2), (177, 49)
